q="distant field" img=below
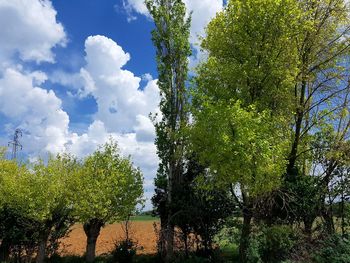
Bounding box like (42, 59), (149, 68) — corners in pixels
(130, 215), (159, 221)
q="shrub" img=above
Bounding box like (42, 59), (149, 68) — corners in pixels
(312, 234), (350, 263)
(111, 239), (137, 263)
(248, 225), (298, 263)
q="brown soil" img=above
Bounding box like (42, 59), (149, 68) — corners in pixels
(59, 221), (158, 256)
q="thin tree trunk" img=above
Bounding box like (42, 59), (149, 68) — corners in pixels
(165, 221), (174, 263)
(341, 192), (345, 237)
(183, 233), (189, 258)
(0, 238), (11, 262)
(322, 209), (335, 235)
(158, 216), (167, 259)
(287, 81), (306, 177)
(303, 217), (314, 240)
(84, 219), (103, 263)
(165, 159), (175, 263)
(36, 231), (50, 263)
(239, 210), (252, 263)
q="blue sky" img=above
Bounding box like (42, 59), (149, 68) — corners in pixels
(52, 0), (157, 78)
(0, 0), (224, 208)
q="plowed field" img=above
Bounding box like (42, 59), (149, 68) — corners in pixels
(59, 221), (158, 256)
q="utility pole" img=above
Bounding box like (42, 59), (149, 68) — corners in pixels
(8, 129), (22, 160)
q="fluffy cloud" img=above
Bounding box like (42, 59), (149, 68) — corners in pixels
(0, 0), (159, 209)
(0, 68), (70, 155)
(184, 0), (223, 44)
(119, 0), (150, 22)
(63, 35), (161, 209)
(0, 0), (66, 64)
(0, 35), (160, 208)
(79, 35), (160, 136)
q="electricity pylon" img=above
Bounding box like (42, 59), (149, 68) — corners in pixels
(8, 129), (22, 160)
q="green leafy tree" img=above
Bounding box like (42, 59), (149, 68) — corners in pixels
(72, 140), (143, 263)
(0, 154), (78, 263)
(286, 0), (350, 178)
(192, 0), (350, 261)
(280, 0), (350, 235)
(0, 157), (26, 261)
(146, 0), (191, 261)
(191, 0), (302, 261)
(191, 101), (289, 262)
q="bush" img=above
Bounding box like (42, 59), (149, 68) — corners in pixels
(262, 225), (297, 262)
(111, 239), (137, 263)
(248, 225), (298, 263)
(312, 234), (350, 263)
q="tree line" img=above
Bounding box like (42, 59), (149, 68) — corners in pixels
(0, 141), (143, 263)
(148, 0), (350, 262)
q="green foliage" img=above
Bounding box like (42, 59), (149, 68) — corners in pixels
(191, 0), (300, 197)
(191, 100), (288, 195)
(197, 0), (300, 114)
(214, 217), (241, 248)
(312, 235), (350, 263)
(111, 239), (137, 263)
(0, 140), (143, 262)
(0, 147), (6, 159)
(146, 0), (192, 259)
(165, 156), (236, 256)
(247, 225), (299, 263)
(0, 154), (77, 223)
(146, 0), (191, 183)
(72, 139), (144, 224)
(0, 154), (77, 260)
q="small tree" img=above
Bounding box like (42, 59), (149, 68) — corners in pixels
(0, 154), (77, 263)
(72, 140), (143, 263)
(0, 157), (25, 262)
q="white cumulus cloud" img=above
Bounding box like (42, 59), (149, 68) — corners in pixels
(0, 68), (70, 155)
(0, 0), (159, 209)
(79, 35), (160, 135)
(61, 35), (161, 209)
(0, 0), (66, 64)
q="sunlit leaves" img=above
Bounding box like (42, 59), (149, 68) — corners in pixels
(191, 100), (288, 195)
(71, 139), (144, 224)
(0, 154), (77, 222)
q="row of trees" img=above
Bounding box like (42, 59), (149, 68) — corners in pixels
(0, 141), (143, 263)
(147, 0), (350, 262)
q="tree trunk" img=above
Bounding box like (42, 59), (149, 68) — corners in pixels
(157, 216), (167, 259)
(84, 219), (103, 263)
(322, 210), (335, 235)
(183, 232), (189, 259)
(165, 160), (175, 263)
(239, 211), (252, 263)
(0, 238), (11, 262)
(165, 221), (174, 263)
(303, 217), (314, 240)
(341, 193), (345, 237)
(36, 231), (50, 263)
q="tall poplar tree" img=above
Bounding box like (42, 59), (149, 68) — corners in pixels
(146, 0), (191, 261)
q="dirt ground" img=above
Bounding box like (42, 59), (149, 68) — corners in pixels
(59, 221), (158, 256)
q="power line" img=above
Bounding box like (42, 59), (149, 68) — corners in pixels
(8, 129), (22, 160)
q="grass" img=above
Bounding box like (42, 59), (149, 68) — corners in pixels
(130, 215), (159, 221)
